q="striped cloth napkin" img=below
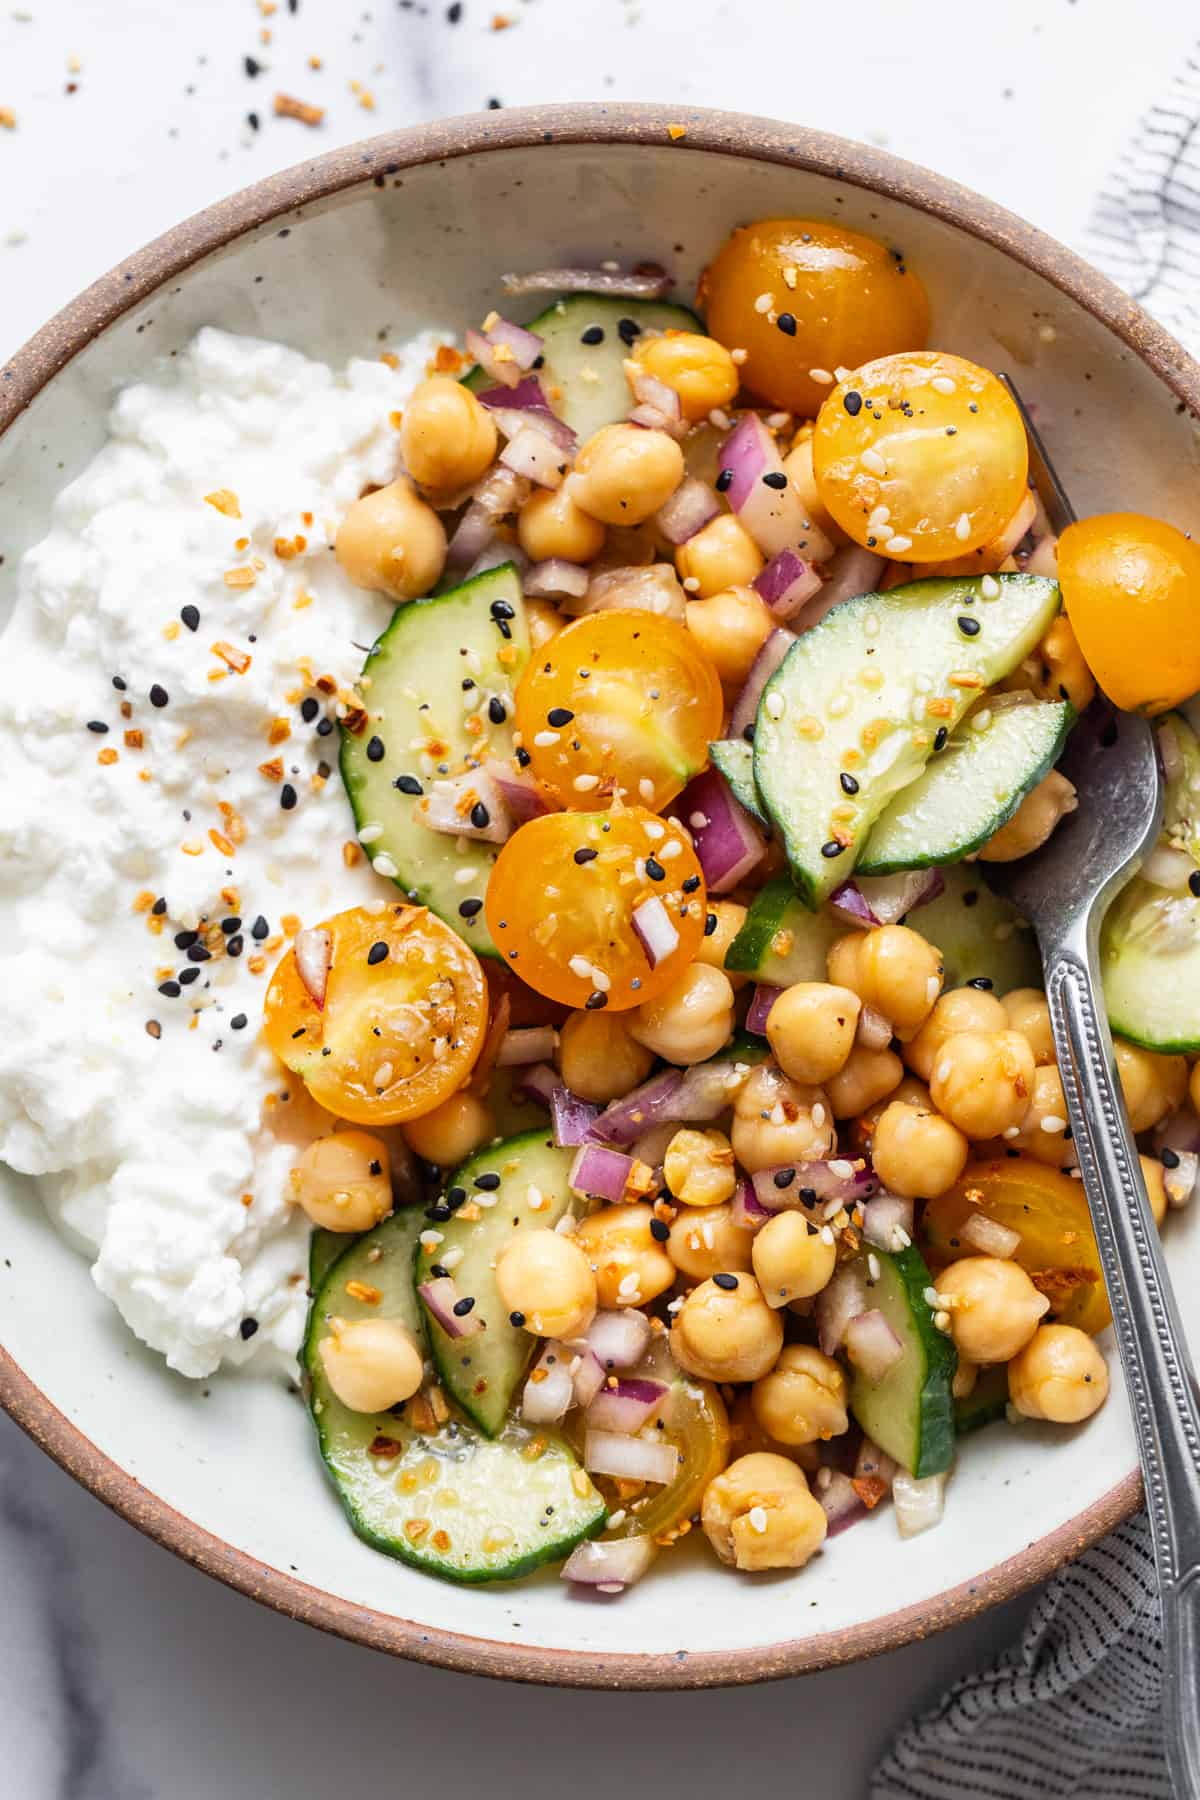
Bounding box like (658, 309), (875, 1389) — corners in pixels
(871, 58), (1200, 1800)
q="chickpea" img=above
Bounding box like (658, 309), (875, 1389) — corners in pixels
(668, 1200), (755, 1282)
(628, 963), (735, 1065)
(398, 375), (497, 492)
(730, 1062), (836, 1174)
(694, 899), (748, 979)
(751, 1344), (848, 1445)
(632, 330), (739, 422)
(290, 1130), (393, 1232)
(664, 1127), (738, 1208)
(979, 770), (1078, 862)
(494, 1227), (597, 1339)
(318, 1316), (424, 1413)
(766, 981), (861, 1086)
(952, 1360), (979, 1401)
(727, 1392), (820, 1469)
(827, 1044), (904, 1120)
(1008, 1324), (1109, 1423)
(526, 597), (563, 650)
(936, 1256), (1050, 1364)
(701, 1452), (827, 1572)
(685, 586), (775, 687)
(1033, 613), (1096, 714)
(671, 1272), (784, 1383)
(871, 1098), (968, 1198)
(557, 1010), (654, 1104)
(574, 1203), (674, 1308)
(1115, 1038), (1188, 1133)
(827, 924), (943, 1042)
(1012, 1064), (1076, 1168)
(567, 424), (684, 526)
(1140, 1154), (1169, 1229)
(782, 426), (847, 546)
(905, 986), (1008, 1082)
(752, 1210), (838, 1307)
(336, 476), (447, 601)
(1002, 987), (1055, 1066)
(675, 513), (764, 596)
(517, 484), (606, 564)
(929, 1029), (1037, 1140)
(583, 562), (686, 619)
(401, 1090), (494, 1168)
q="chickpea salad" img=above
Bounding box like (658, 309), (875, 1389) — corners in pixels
(15, 220), (1200, 1594)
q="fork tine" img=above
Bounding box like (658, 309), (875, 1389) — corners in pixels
(1001, 373), (1077, 535)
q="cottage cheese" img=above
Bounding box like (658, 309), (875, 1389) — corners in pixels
(0, 325), (446, 1377)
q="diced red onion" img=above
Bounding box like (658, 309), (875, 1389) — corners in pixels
(754, 549), (824, 621)
(561, 1534), (657, 1593)
(496, 1026), (559, 1068)
(551, 1083), (602, 1148)
(720, 412), (825, 559)
(752, 1159), (878, 1216)
(631, 895), (680, 969)
(673, 1054), (754, 1116)
(482, 757), (553, 825)
(816, 1468), (866, 1537)
(513, 1061), (561, 1109)
(446, 465), (530, 568)
(584, 1429), (679, 1486)
(1164, 1150), (1199, 1209)
(446, 508), (498, 571)
(294, 928), (331, 1010)
(730, 1175), (771, 1232)
(503, 265), (673, 300)
(854, 1435), (898, 1490)
(857, 1005), (894, 1051)
(521, 1344), (575, 1423)
(1155, 1110), (1200, 1157)
(417, 769), (514, 844)
(418, 1276), (485, 1340)
(500, 425), (567, 488)
(588, 1070), (685, 1146)
(570, 1143), (635, 1203)
(586, 1378), (669, 1434)
(465, 317), (543, 390)
(586, 1308), (652, 1371)
(525, 558), (589, 599)
(990, 490), (1038, 561)
(729, 627), (796, 738)
(844, 1309), (904, 1382)
(830, 870), (945, 929)
(806, 544), (886, 620)
(961, 1212), (1021, 1258)
(672, 767), (764, 893)
(570, 563), (687, 621)
(815, 1261), (871, 1356)
(860, 1192), (914, 1253)
(476, 376), (576, 452)
(1021, 533), (1058, 577)
(627, 363), (682, 423)
(654, 476), (720, 545)
(628, 402), (681, 433)
(745, 984), (782, 1037)
(893, 1470), (947, 1539)
(572, 1348), (606, 1409)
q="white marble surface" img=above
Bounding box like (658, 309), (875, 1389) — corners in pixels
(0, 0), (1193, 1794)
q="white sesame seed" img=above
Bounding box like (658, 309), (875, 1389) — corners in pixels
(440, 1245), (464, 1270)
(643, 819), (665, 839)
(754, 292), (774, 314)
(534, 731), (561, 748)
(573, 772), (600, 791)
(867, 505), (891, 533)
(709, 408), (732, 431)
(765, 692), (785, 720)
(885, 534), (913, 554)
(617, 1271), (641, 1298)
(809, 367), (834, 385)
(682, 575), (701, 592)
(972, 709), (993, 733)
(981, 574), (1001, 599)
(372, 853), (398, 878)
(419, 1230), (444, 1250)
(659, 839), (682, 859)
(894, 1227), (912, 1249)
(569, 955), (593, 981)
(820, 1225), (835, 1245)
(747, 1505), (768, 1534)
(860, 446), (887, 477)
(527, 1184), (548, 1210)
(1003, 1124), (1022, 1139)
(931, 375), (956, 395)
(1041, 1115), (1067, 1134)
(689, 812), (710, 831)
(934, 1310), (950, 1332)
(638, 777), (656, 802)
(811, 1103), (826, 1128)
(454, 866), (475, 885)
(829, 1159), (854, 1179)
(591, 967), (612, 992)
(373, 1062), (394, 1087)
(955, 512), (971, 542)
(868, 1252), (881, 1282)
(358, 823), (384, 844)
(767, 411), (791, 430)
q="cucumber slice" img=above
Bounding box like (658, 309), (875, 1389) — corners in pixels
(954, 1363), (1010, 1437)
(848, 1245), (957, 1479)
(906, 865), (1041, 995)
(309, 1228), (350, 1293)
(1162, 711), (1200, 861)
(464, 294), (702, 441)
(709, 739), (766, 824)
(752, 575), (1062, 906)
(858, 700), (1073, 874)
(303, 1205), (605, 1582)
(339, 565), (529, 959)
(415, 1130), (580, 1436)
(724, 876), (841, 985)
(1100, 876), (1200, 1052)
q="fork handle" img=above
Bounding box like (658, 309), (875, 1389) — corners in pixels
(1045, 928), (1200, 1798)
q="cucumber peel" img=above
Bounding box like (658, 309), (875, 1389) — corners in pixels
(848, 1244), (957, 1479)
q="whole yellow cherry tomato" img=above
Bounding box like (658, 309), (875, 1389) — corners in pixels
(812, 351), (1029, 562)
(1056, 512), (1200, 714)
(699, 219), (930, 418)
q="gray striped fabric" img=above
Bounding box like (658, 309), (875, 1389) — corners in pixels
(872, 71), (1200, 1797)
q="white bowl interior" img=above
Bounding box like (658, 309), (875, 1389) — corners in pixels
(1, 133), (1196, 1670)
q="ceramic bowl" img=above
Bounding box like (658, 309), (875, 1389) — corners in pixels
(2, 103), (1198, 1689)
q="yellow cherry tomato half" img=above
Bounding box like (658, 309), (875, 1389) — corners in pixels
(699, 218), (931, 418)
(1056, 512), (1200, 715)
(514, 609), (723, 811)
(264, 904), (487, 1125)
(919, 1156), (1110, 1336)
(812, 351), (1030, 563)
(484, 806), (707, 1010)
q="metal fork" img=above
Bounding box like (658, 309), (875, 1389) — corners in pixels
(990, 379), (1200, 1799)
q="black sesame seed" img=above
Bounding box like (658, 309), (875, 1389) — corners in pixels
(394, 774), (424, 795)
(251, 915), (270, 939)
(581, 325), (605, 346)
(776, 311), (797, 336)
(704, 912), (718, 936)
(968, 976), (994, 990)
(452, 1296), (476, 1317)
(649, 1217), (670, 1241)
(151, 897), (167, 916)
(445, 1185), (467, 1206)
(86, 719), (109, 734)
(470, 801), (490, 829)
(509, 1310), (526, 1328)
(178, 967), (201, 986)
(843, 391), (863, 417)
(427, 1204), (452, 1222)
(773, 1168), (796, 1188)
(367, 941), (389, 965)
(799, 1186), (817, 1205)
(645, 856), (666, 882)
(181, 604), (200, 632)
(158, 979), (182, 998)
(488, 696), (507, 725)
(366, 736), (385, 762)
(227, 936), (243, 960)
(585, 991), (608, 1009)
(715, 467), (734, 493)
(933, 726), (948, 753)
(239, 1317), (259, 1340)
(244, 54), (262, 76)
(280, 784), (298, 810)
(574, 846), (598, 864)
(839, 772), (859, 795)
(712, 1272), (738, 1290)
(617, 317), (641, 347)
(820, 840), (844, 859)
(474, 1171), (502, 1191)
(187, 944), (212, 963)
(458, 897), (484, 919)
(300, 697), (319, 722)
(490, 598), (515, 621)
(316, 717), (333, 737)
(291, 1026), (306, 1040)
(682, 873), (700, 893)
(515, 746), (532, 768)
(762, 470), (788, 490)
(547, 706), (574, 727)
(741, 722), (756, 744)
(1189, 871), (1200, 898)
(958, 615), (981, 637)
(149, 684), (169, 708)
(221, 916), (242, 935)
(112, 675), (127, 692)
(174, 930), (199, 950)
(231, 1013), (248, 1030)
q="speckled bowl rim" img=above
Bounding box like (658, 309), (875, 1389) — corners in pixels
(0, 101), (1183, 1689)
